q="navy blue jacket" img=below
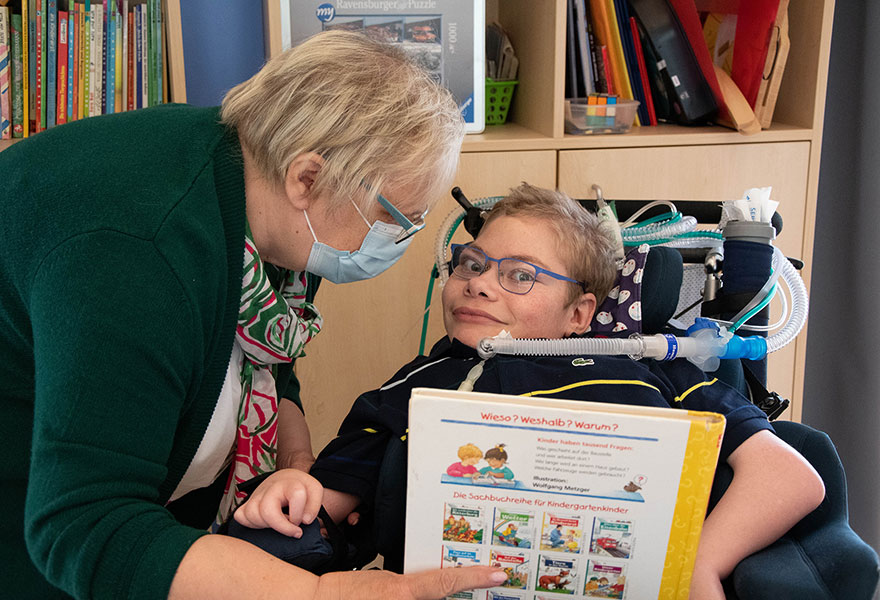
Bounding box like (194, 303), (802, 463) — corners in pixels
(310, 337), (772, 557)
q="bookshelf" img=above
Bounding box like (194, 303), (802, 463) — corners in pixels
(0, 0), (185, 151)
(262, 0), (835, 452)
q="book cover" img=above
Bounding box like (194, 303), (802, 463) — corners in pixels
(284, 0), (485, 133)
(489, 549), (530, 590)
(56, 8), (67, 124)
(441, 544), (483, 569)
(540, 512), (585, 553)
(583, 559), (626, 598)
(404, 388), (725, 598)
(11, 12), (24, 137)
(536, 554), (579, 594)
(442, 503), (487, 545)
(589, 517), (634, 559)
(46, 0), (56, 127)
(0, 5), (11, 139)
(492, 508), (535, 549)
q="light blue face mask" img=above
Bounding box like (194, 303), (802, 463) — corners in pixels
(303, 201), (412, 283)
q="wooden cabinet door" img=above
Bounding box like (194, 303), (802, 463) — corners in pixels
(559, 142), (811, 419)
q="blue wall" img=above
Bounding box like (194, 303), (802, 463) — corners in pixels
(179, 1), (267, 107)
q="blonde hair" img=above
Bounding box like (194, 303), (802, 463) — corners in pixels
(482, 183), (618, 304)
(457, 443), (482, 461)
(221, 30), (465, 214)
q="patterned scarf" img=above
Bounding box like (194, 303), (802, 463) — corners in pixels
(215, 225), (323, 524)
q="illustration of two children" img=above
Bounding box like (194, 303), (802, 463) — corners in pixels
(446, 443), (515, 480)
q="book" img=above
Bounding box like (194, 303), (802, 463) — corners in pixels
(100, 0), (106, 113)
(46, 0), (56, 127)
(404, 388), (725, 598)
(603, 0), (638, 124)
(120, 0), (127, 110)
(23, 0), (29, 135)
(82, 0), (89, 117)
(539, 512), (585, 553)
(629, 16), (657, 126)
(583, 559), (626, 598)
(93, 2), (101, 115)
(56, 7), (67, 124)
(153, 0), (161, 104)
(283, 0), (486, 133)
(145, 0), (151, 106)
(67, 4), (74, 121)
(612, 0), (647, 125)
(588, 517), (634, 559)
(443, 503), (488, 545)
(0, 5), (10, 139)
(105, 0), (114, 113)
(125, 3), (132, 110)
(11, 11), (24, 137)
(586, 20), (607, 94)
(573, 0), (594, 96)
(114, 0), (121, 111)
(35, 0), (42, 131)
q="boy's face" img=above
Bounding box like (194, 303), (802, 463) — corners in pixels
(442, 215), (596, 348)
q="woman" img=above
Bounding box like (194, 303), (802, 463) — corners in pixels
(0, 31), (503, 599)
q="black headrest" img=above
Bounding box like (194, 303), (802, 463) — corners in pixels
(640, 246), (684, 333)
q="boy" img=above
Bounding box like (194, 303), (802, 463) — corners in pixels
(234, 184), (824, 599)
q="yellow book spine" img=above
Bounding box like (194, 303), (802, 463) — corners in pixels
(603, 0), (640, 126)
(658, 414), (725, 598)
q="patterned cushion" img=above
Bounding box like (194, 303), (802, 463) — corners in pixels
(588, 245), (650, 335)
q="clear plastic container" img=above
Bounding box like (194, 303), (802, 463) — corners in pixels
(564, 98), (640, 134)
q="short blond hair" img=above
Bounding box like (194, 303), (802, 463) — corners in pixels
(482, 183), (618, 304)
(457, 443), (482, 460)
(221, 30), (464, 214)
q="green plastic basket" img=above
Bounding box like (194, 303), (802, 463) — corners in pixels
(485, 78), (518, 125)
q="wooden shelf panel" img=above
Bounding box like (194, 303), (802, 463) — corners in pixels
(462, 122), (813, 153)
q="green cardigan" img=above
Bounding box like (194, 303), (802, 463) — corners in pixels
(0, 105), (268, 599)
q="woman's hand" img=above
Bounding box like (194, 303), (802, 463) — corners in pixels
(313, 566), (508, 600)
(233, 468), (323, 537)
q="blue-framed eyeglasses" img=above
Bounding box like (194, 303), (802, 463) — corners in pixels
(375, 192), (427, 244)
(449, 244), (588, 295)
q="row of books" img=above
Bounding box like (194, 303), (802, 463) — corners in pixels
(0, 0), (168, 140)
(566, 0), (658, 128)
(566, 0), (788, 132)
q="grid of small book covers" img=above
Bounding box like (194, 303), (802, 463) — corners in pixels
(0, 0), (168, 140)
(441, 502), (634, 600)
